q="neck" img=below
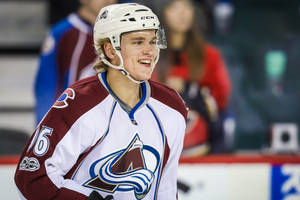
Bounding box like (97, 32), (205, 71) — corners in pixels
(169, 31), (185, 49)
(106, 69), (141, 108)
(77, 7), (97, 25)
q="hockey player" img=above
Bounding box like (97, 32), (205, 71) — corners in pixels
(34, 0), (117, 124)
(15, 3), (187, 200)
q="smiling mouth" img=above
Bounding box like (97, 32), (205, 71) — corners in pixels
(139, 59), (152, 67)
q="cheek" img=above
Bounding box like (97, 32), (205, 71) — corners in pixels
(153, 49), (159, 60)
(168, 12), (193, 32)
(166, 11), (184, 31)
(165, 12), (176, 26)
(184, 10), (194, 24)
(121, 51), (137, 66)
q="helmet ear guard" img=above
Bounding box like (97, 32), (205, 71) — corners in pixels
(93, 3), (167, 83)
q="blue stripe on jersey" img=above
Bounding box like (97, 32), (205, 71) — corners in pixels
(34, 17), (74, 124)
(96, 101), (118, 147)
(72, 101), (117, 180)
(143, 145), (160, 173)
(101, 71), (113, 94)
(146, 104), (166, 200)
(146, 105), (165, 144)
(100, 71), (147, 121)
(129, 82), (146, 120)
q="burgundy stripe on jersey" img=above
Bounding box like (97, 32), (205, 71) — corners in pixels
(77, 34), (96, 80)
(149, 80), (188, 121)
(57, 28), (79, 95)
(57, 28), (96, 95)
(162, 137), (170, 170)
(155, 136), (170, 200)
(15, 75), (108, 200)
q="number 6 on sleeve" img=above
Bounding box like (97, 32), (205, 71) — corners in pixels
(33, 126), (53, 156)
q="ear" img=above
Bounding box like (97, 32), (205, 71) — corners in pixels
(103, 42), (117, 59)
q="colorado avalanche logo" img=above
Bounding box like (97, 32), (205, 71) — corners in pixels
(53, 88), (75, 108)
(84, 134), (160, 199)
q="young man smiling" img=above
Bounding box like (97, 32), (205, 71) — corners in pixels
(15, 3), (187, 200)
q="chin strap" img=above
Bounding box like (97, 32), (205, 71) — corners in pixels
(99, 48), (160, 84)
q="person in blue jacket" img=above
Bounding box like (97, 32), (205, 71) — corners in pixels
(34, 0), (116, 124)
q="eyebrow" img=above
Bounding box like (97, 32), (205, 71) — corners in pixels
(130, 36), (157, 41)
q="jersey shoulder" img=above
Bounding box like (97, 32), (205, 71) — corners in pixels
(50, 17), (74, 38)
(149, 80), (188, 120)
(51, 75), (108, 116)
(41, 15), (76, 55)
(69, 75), (108, 102)
(51, 13), (92, 37)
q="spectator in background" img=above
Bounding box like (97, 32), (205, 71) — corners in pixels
(49, 0), (80, 25)
(34, 0), (117, 124)
(153, 0), (232, 156)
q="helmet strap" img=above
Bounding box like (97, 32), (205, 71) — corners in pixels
(153, 48), (160, 67)
(99, 50), (144, 84)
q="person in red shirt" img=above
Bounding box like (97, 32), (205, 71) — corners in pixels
(153, 0), (232, 156)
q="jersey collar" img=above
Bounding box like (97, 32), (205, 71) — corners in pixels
(98, 71), (151, 120)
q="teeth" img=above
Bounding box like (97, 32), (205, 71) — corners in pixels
(140, 60), (151, 64)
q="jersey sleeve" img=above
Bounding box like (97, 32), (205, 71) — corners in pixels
(157, 110), (186, 199)
(15, 100), (96, 199)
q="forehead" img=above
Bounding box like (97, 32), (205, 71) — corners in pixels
(122, 30), (156, 39)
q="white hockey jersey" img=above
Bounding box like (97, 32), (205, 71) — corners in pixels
(15, 72), (187, 200)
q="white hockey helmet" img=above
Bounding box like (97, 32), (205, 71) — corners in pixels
(93, 3), (167, 83)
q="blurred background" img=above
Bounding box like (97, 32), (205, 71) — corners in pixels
(1, 0), (300, 154)
(1, 0), (300, 199)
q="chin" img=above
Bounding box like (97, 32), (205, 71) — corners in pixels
(138, 77), (150, 82)
(136, 75), (151, 82)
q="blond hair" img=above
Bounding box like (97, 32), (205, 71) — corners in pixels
(93, 38), (111, 73)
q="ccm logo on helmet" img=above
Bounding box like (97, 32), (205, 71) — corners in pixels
(141, 16), (155, 20)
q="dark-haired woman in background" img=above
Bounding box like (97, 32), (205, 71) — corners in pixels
(153, 0), (232, 156)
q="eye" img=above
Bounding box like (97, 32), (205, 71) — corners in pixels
(150, 40), (157, 45)
(133, 40), (143, 45)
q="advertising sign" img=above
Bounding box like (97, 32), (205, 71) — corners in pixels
(271, 164), (300, 200)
